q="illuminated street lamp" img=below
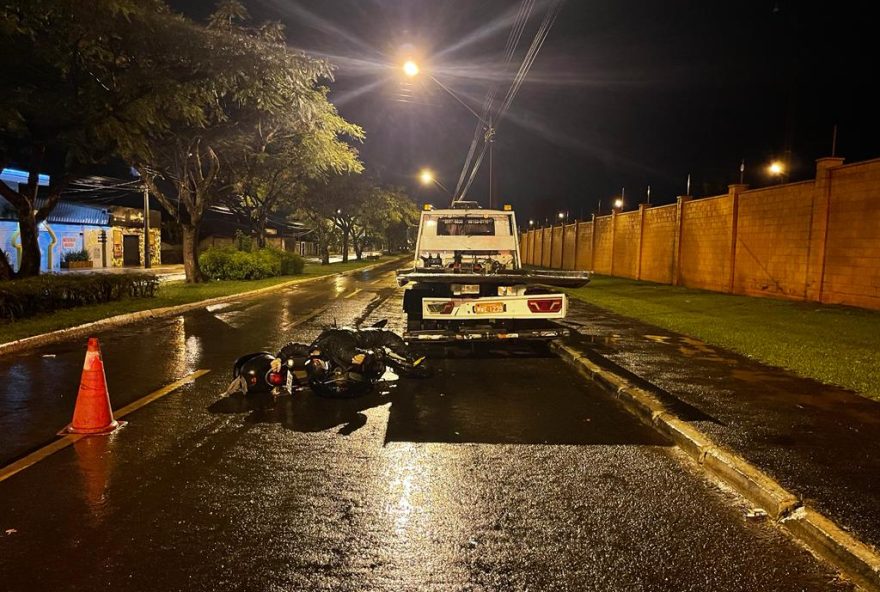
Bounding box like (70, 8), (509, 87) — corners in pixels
(613, 198), (624, 210)
(768, 160), (785, 183)
(402, 60), (419, 78)
(401, 58), (497, 207)
(529, 219), (535, 226)
(418, 167), (450, 194)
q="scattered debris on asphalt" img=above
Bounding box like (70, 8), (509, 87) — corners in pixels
(746, 508), (768, 520)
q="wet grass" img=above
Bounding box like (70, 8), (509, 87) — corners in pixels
(567, 276), (880, 400)
(1, 256), (400, 344)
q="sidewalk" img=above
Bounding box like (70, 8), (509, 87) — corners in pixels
(56, 264), (185, 282)
(561, 298), (880, 551)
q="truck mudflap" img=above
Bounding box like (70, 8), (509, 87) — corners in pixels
(404, 326), (569, 342)
(396, 269), (591, 288)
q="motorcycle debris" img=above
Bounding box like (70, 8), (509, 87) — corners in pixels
(745, 508), (768, 520)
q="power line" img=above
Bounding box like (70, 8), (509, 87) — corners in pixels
(455, 0), (565, 202)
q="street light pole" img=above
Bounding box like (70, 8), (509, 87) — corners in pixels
(143, 180), (151, 269)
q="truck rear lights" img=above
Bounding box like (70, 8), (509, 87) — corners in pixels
(427, 301), (455, 314)
(527, 298), (563, 313)
(267, 371), (285, 386)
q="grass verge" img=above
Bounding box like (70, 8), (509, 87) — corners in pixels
(1, 256), (399, 344)
(567, 276), (880, 400)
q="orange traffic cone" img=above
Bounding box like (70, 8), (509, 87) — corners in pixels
(59, 337), (125, 436)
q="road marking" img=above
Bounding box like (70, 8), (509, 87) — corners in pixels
(344, 288), (362, 299)
(282, 305), (332, 331)
(114, 369), (211, 419)
(0, 369), (210, 484)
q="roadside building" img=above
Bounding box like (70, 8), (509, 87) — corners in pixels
(1, 168), (161, 271)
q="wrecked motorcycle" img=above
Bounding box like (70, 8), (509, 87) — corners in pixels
(226, 320), (428, 398)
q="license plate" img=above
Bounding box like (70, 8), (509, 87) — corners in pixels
(473, 302), (505, 314)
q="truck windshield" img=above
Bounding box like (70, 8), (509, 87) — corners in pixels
(436, 217), (495, 236)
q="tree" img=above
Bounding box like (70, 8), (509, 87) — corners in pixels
(0, 0), (166, 276)
(129, 0), (360, 282)
(123, 2), (359, 282)
(218, 101), (362, 248)
(299, 175), (417, 262)
(357, 186), (419, 254)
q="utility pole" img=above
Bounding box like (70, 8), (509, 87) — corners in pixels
(646, 185), (651, 204)
(740, 159), (745, 184)
(143, 179), (151, 269)
(486, 119), (496, 209)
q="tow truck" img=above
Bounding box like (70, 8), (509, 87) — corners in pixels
(397, 201), (590, 342)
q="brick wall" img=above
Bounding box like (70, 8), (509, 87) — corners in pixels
(820, 160), (880, 309)
(519, 155), (880, 310)
(734, 182), (813, 299)
(679, 195), (733, 292)
(575, 222), (593, 270)
(551, 226), (563, 268)
(640, 204), (677, 284)
(593, 217), (613, 274)
(612, 211), (640, 279)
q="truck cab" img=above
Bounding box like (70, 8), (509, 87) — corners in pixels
(397, 203), (590, 341)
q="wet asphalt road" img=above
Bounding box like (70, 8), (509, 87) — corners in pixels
(0, 262), (853, 590)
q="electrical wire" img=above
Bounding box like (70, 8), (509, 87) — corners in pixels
(454, 0), (565, 202)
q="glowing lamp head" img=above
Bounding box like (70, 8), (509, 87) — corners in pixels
(614, 198), (624, 209)
(419, 169), (434, 186)
(403, 60), (420, 78)
(768, 161), (784, 175)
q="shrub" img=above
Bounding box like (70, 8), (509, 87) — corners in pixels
(199, 247), (235, 279)
(274, 249), (305, 275)
(199, 247), (305, 280)
(0, 273), (158, 323)
(63, 249), (91, 263)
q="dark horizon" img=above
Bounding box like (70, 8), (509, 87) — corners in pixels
(171, 1), (879, 220)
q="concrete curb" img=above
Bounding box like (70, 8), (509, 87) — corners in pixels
(552, 340), (880, 592)
(0, 257), (406, 358)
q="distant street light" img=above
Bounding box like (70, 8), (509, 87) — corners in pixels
(768, 160), (785, 183)
(402, 60), (419, 78)
(529, 219), (535, 226)
(613, 198), (624, 210)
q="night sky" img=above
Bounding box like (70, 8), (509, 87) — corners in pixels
(172, 0), (879, 221)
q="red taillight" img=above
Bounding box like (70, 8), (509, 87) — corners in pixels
(427, 301), (455, 314)
(527, 298), (563, 313)
(267, 371), (285, 386)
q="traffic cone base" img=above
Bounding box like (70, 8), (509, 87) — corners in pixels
(61, 337), (124, 437)
(59, 419), (126, 437)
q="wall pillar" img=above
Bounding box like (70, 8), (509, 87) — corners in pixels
(610, 210), (617, 277)
(590, 214), (597, 271)
(573, 220), (581, 271)
(672, 195), (692, 286)
(636, 203), (650, 280)
(547, 226), (554, 269)
(727, 184), (747, 293)
(559, 224), (567, 270)
(805, 156), (845, 302)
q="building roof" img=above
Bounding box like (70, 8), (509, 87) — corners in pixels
(0, 196), (110, 226)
